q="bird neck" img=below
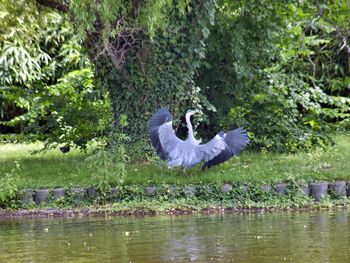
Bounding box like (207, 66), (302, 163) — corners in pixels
(185, 113), (196, 141)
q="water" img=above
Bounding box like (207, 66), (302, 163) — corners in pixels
(0, 210), (349, 262)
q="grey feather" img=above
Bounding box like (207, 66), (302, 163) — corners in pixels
(148, 107), (173, 160)
(158, 122), (183, 155)
(196, 135), (226, 162)
(148, 108), (249, 170)
(201, 127), (249, 170)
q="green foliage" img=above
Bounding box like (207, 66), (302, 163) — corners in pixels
(197, 0), (349, 151)
(70, 0), (191, 40)
(0, 1), (50, 84)
(1, 0), (349, 155)
(26, 67), (110, 150)
(70, 0), (216, 153)
(85, 115), (129, 197)
(0, 0), (110, 149)
(0, 162), (20, 208)
(86, 149), (114, 196)
(70, 0), (348, 154)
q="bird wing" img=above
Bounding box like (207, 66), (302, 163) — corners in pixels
(158, 121), (183, 156)
(202, 127), (249, 170)
(148, 107), (182, 159)
(195, 134), (227, 163)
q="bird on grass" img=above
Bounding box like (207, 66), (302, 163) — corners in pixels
(148, 107), (249, 171)
(59, 144), (70, 154)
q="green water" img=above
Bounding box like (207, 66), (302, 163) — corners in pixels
(0, 210), (349, 262)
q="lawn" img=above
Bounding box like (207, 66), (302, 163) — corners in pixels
(0, 134), (349, 188)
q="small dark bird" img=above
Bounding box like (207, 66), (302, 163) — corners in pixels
(59, 144), (70, 154)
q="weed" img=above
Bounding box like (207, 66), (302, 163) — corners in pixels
(85, 115), (128, 198)
(0, 162), (20, 208)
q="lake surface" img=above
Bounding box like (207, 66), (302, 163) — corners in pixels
(0, 210), (349, 262)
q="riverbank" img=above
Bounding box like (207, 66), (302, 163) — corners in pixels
(1, 134), (349, 215)
(1, 181), (350, 219)
(1, 198), (350, 219)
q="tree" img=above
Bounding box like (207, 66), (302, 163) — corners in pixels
(64, 0), (216, 152)
(197, 0), (349, 151)
(0, 0), (110, 148)
(3, 0), (348, 153)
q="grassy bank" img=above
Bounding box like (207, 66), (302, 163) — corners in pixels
(2, 192), (350, 218)
(0, 134), (349, 188)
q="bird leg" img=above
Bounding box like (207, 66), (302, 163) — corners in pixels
(183, 168), (191, 177)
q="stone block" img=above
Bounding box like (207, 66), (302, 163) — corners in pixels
(21, 189), (34, 205)
(221, 184), (233, 193)
(145, 186), (157, 195)
(310, 182), (328, 202)
(71, 188), (85, 202)
(184, 186), (197, 197)
(53, 188), (65, 200)
(275, 183), (288, 194)
(87, 187), (98, 199)
(107, 187), (121, 201)
(260, 184), (271, 192)
(111, 187), (120, 196)
(299, 183), (310, 196)
(35, 189), (49, 205)
(329, 181), (346, 198)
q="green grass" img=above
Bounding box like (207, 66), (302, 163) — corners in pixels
(0, 134), (349, 188)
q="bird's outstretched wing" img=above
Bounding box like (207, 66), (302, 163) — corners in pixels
(148, 108), (182, 160)
(201, 127), (249, 170)
(196, 134), (227, 163)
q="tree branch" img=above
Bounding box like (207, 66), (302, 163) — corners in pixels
(36, 0), (69, 13)
(301, 32), (317, 88)
(316, 1), (350, 54)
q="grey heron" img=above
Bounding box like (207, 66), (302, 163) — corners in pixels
(148, 107), (249, 170)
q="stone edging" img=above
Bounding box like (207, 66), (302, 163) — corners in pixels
(18, 181), (350, 206)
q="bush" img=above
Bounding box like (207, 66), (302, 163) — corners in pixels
(0, 162), (20, 208)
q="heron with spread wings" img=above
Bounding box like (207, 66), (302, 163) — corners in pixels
(148, 107), (249, 170)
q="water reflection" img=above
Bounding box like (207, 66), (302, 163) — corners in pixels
(0, 210), (349, 262)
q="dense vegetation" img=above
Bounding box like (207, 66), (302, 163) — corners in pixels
(1, 0), (349, 155)
(0, 1), (110, 150)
